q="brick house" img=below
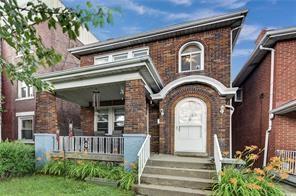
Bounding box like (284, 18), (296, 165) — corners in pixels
(232, 27), (296, 167)
(34, 9), (247, 157)
(0, 0), (97, 142)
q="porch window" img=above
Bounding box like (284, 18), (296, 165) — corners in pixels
(17, 81), (33, 99)
(179, 41), (204, 72)
(95, 107), (125, 135)
(18, 116), (34, 141)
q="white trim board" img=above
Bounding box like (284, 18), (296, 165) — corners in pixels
(16, 111), (35, 117)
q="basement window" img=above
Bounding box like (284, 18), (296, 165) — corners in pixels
(235, 88), (243, 102)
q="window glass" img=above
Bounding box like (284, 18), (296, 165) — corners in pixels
(132, 49), (148, 57)
(21, 119), (33, 140)
(97, 109), (109, 133)
(95, 56), (109, 64)
(19, 81), (33, 98)
(114, 108), (124, 131)
(180, 43), (203, 72)
(113, 53), (128, 61)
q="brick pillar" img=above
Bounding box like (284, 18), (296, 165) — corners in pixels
(124, 79), (147, 134)
(35, 92), (58, 134)
(80, 107), (94, 136)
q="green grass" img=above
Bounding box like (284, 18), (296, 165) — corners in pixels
(0, 175), (134, 196)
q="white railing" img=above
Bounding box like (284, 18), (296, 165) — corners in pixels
(137, 135), (151, 184)
(214, 134), (223, 180)
(54, 136), (124, 155)
(276, 150), (296, 175)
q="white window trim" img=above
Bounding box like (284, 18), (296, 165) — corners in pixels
(17, 112), (34, 142)
(235, 88), (243, 102)
(94, 47), (149, 65)
(17, 81), (34, 100)
(94, 105), (124, 135)
(178, 41), (204, 73)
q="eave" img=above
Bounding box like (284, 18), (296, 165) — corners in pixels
(271, 100), (296, 115)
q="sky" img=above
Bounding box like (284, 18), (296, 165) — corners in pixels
(63, 0), (296, 79)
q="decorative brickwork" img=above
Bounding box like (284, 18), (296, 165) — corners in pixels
(124, 80), (147, 134)
(159, 84), (230, 155)
(35, 92), (58, 133)
(80, 107), (94, 136)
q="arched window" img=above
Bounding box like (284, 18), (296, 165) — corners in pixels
(179, 41), (204, 72)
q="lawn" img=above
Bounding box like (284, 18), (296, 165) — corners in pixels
(0, 175), (134, 196)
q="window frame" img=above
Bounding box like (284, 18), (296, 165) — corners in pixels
(178, 41), (204, 73)
(17, 112), (34, 142)
(94, 106), (125, 135)
(93, 47), (149, 65)
(16, 81), (34, 100)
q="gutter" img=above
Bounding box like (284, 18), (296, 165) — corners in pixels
(260, 45), (275, 167)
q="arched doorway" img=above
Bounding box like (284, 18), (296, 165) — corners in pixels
(175, 97), (207, 153)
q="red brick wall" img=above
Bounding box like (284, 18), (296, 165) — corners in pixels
(124, 80), (147, 134)
(233, 39), (296, 163)
(35, 92), (58, 133)
(159, 84), (229, 155)
(1, 22), (82, 139)
(80, 27), (231, 87)
(233, 53), (271, 163)
(149, 104), (160, 153)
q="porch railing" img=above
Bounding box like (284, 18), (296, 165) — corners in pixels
(214, 134), (223, 181)
(276, 150), (296, 175)
(137, 135), (151, 184)
(54, 136), (124, 155)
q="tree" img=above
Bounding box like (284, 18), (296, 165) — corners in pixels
(0, 0), (114, 91)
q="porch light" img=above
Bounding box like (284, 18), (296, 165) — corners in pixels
(92, 90), (100, 110)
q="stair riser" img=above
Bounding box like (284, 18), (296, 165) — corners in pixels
(136, 187), (209, 196)
(143, 167), (215, 179)
(147, 160), (213, 169)
(141, 176), (213, 190)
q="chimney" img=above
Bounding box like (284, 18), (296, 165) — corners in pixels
(255, 29), (268, 45)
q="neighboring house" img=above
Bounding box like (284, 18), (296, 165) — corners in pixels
(233, 27), (296, 167)
(35, 9), (247, 157)
(0, 0), (97, 142)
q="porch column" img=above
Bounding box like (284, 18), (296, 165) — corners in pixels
(35, 91), (58, 134)
(124, 79), (147, 134)
(80, 107), (94, 136)
(123, 79), (147, 169)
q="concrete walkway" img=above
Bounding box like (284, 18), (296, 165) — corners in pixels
(280, 183), (296, 196)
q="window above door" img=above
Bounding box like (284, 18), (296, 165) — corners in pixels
(179, 41), (204, 72)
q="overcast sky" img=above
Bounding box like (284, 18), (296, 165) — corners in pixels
(63, 0), (296, 79)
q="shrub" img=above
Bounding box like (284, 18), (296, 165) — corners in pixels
(41, 159), (136, 190)
(0, 142), (35, 178)
(213, 145), (286, 196)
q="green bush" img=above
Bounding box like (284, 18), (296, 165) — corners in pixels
(213, 146), (286, 196)
(41, 159), (136, 190)
(0, 142), (35, 178)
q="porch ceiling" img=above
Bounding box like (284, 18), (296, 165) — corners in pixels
(55, 82), (125, 106)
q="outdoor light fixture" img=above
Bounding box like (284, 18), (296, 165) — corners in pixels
(92, 90), (100, 110)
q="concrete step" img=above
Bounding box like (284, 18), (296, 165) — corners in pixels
(135, 184), (212, 196)
(147, 158), (214, 169)
(143, 165), (216, 179)
(141, 173), (216, 190)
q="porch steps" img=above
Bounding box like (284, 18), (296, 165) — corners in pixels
(135, 154), (217, 196)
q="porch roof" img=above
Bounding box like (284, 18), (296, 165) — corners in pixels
(271, 100), (296, 115)
(37, 56), (164, 93)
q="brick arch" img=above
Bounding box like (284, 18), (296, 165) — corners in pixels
(159, 83), (226, 155)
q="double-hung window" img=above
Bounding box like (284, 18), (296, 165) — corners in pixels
(179, 41), (204, 72)
(18, 81), (33, 99)
(17, 112), (34, 142)
(95, 107), (125, 135)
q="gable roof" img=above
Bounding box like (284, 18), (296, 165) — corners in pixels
(233, 27), (296, 86)
(69, 9), (248, 57)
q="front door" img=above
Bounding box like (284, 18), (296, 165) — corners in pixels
(175, 98), (207, 153)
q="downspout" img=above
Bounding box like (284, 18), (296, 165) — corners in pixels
(260, 45), (275, 167)
(229, 26), (241, 158)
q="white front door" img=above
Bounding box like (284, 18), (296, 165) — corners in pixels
(175, 98), (207, 153)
